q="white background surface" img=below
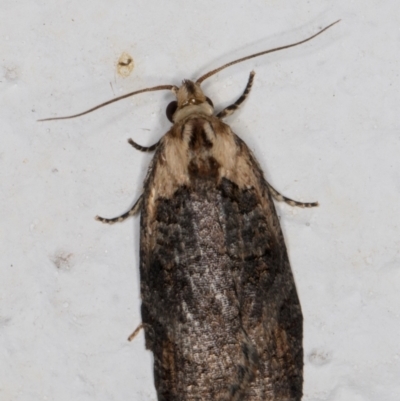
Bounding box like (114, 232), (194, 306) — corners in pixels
(1, 1), (399, 400)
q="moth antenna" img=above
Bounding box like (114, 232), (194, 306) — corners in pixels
(196, 20), (340, 84)
(38, 84), (177, 122)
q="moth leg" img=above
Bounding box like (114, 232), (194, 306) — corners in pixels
(95, 195), (143, 224)
(266, 181), (318, 208)
(216, 71), (255, 119)
(128, 138), (159, 153)
(128, 323), (143, 342)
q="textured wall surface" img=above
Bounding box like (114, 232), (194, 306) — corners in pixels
(1, 1), (399, 400)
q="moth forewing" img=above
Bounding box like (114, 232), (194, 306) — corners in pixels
(40, 21), (339, 401)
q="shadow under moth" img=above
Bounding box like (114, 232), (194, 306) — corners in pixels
(41, 20), (339, 401)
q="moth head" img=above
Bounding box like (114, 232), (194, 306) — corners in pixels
(166, 80), (214, 123)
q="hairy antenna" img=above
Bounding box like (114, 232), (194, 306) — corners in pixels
(196, 20), (340, 84)
(38, 85), (176, 122)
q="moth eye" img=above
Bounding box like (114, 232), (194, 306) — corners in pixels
(166, 101), (178, 122)
(206, 97), (214, 108)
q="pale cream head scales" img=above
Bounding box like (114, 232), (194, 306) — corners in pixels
(167, 80), (214, 123)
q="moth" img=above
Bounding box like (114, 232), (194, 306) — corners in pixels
(40, 20), (339, 401)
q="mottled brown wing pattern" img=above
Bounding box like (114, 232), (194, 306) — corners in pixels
(139, 114), (303, 401)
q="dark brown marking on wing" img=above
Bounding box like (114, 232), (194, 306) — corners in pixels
(188, 119), (214, 150)
(140, 175), (303, 400)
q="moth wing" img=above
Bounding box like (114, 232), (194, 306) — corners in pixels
(214, 134), (303, 400)
(139, 122), (302, 401)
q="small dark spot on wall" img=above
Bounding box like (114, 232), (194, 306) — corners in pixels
(308, 349), (332, 366)
(3, 65), (19, 82)
(51, 250), (74, 270)
(117, 52), (134, 78)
